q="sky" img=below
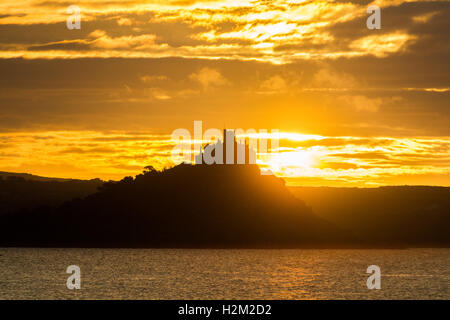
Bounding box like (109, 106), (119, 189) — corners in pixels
(0, 0), (449, 186)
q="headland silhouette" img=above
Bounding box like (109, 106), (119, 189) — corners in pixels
(0, 164), (353, 248)
(1, 165), (449, 248)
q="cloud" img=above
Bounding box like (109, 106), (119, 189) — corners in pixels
(316, 161), (359, 170)
(140, 75), (169, 83)
(412, 11), (438, 24)
(339, 95), (383, 112)
(350, 32), (416, 58)
(258, 75), (289, 93)
(313, 68), (357, 89)
(189, 67), (229, 90)
(330, 152), (391, 160)
(0, 0), (442, 62)
(117, 17), (132, 26)
(0, 130), (449, 186)
(149, 87), (171, 100)
(0, 1), (449, 143)
(88, 30), (161, 50)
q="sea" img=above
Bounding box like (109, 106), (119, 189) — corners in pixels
(0, 248), (448, 299)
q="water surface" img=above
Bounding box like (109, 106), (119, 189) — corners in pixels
(0, 248), (448, 299)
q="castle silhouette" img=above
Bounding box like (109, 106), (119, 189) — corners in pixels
(195, 129), (256, 165)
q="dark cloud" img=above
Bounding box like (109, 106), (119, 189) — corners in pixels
(0, 1), (448, 137)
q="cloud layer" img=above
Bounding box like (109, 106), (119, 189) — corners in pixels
(0, 0), (447, 62)
(1, 130), (449, 187)
(0, 1), (449, 185)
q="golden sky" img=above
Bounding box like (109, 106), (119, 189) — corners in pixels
(0, 0), (449, 186)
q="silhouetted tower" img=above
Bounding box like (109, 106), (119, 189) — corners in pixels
(195, 129), (256, 165)
(223, 129), (227, 164)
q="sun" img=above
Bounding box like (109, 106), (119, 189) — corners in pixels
(264, 149), (319, 174)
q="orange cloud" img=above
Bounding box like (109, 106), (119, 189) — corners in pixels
(1, 131), (449, 187)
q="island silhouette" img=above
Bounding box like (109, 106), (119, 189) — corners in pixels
(0, 164), (354, 248)
(1, 165), (449, 248)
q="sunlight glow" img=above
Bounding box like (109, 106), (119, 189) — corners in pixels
(1, 131), (449, 187)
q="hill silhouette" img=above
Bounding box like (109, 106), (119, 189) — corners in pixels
(0, 174), (103, 215)
(290, 186), (450, 247)
(0, 164), (353, 248)
(0, 171), (92, 182)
